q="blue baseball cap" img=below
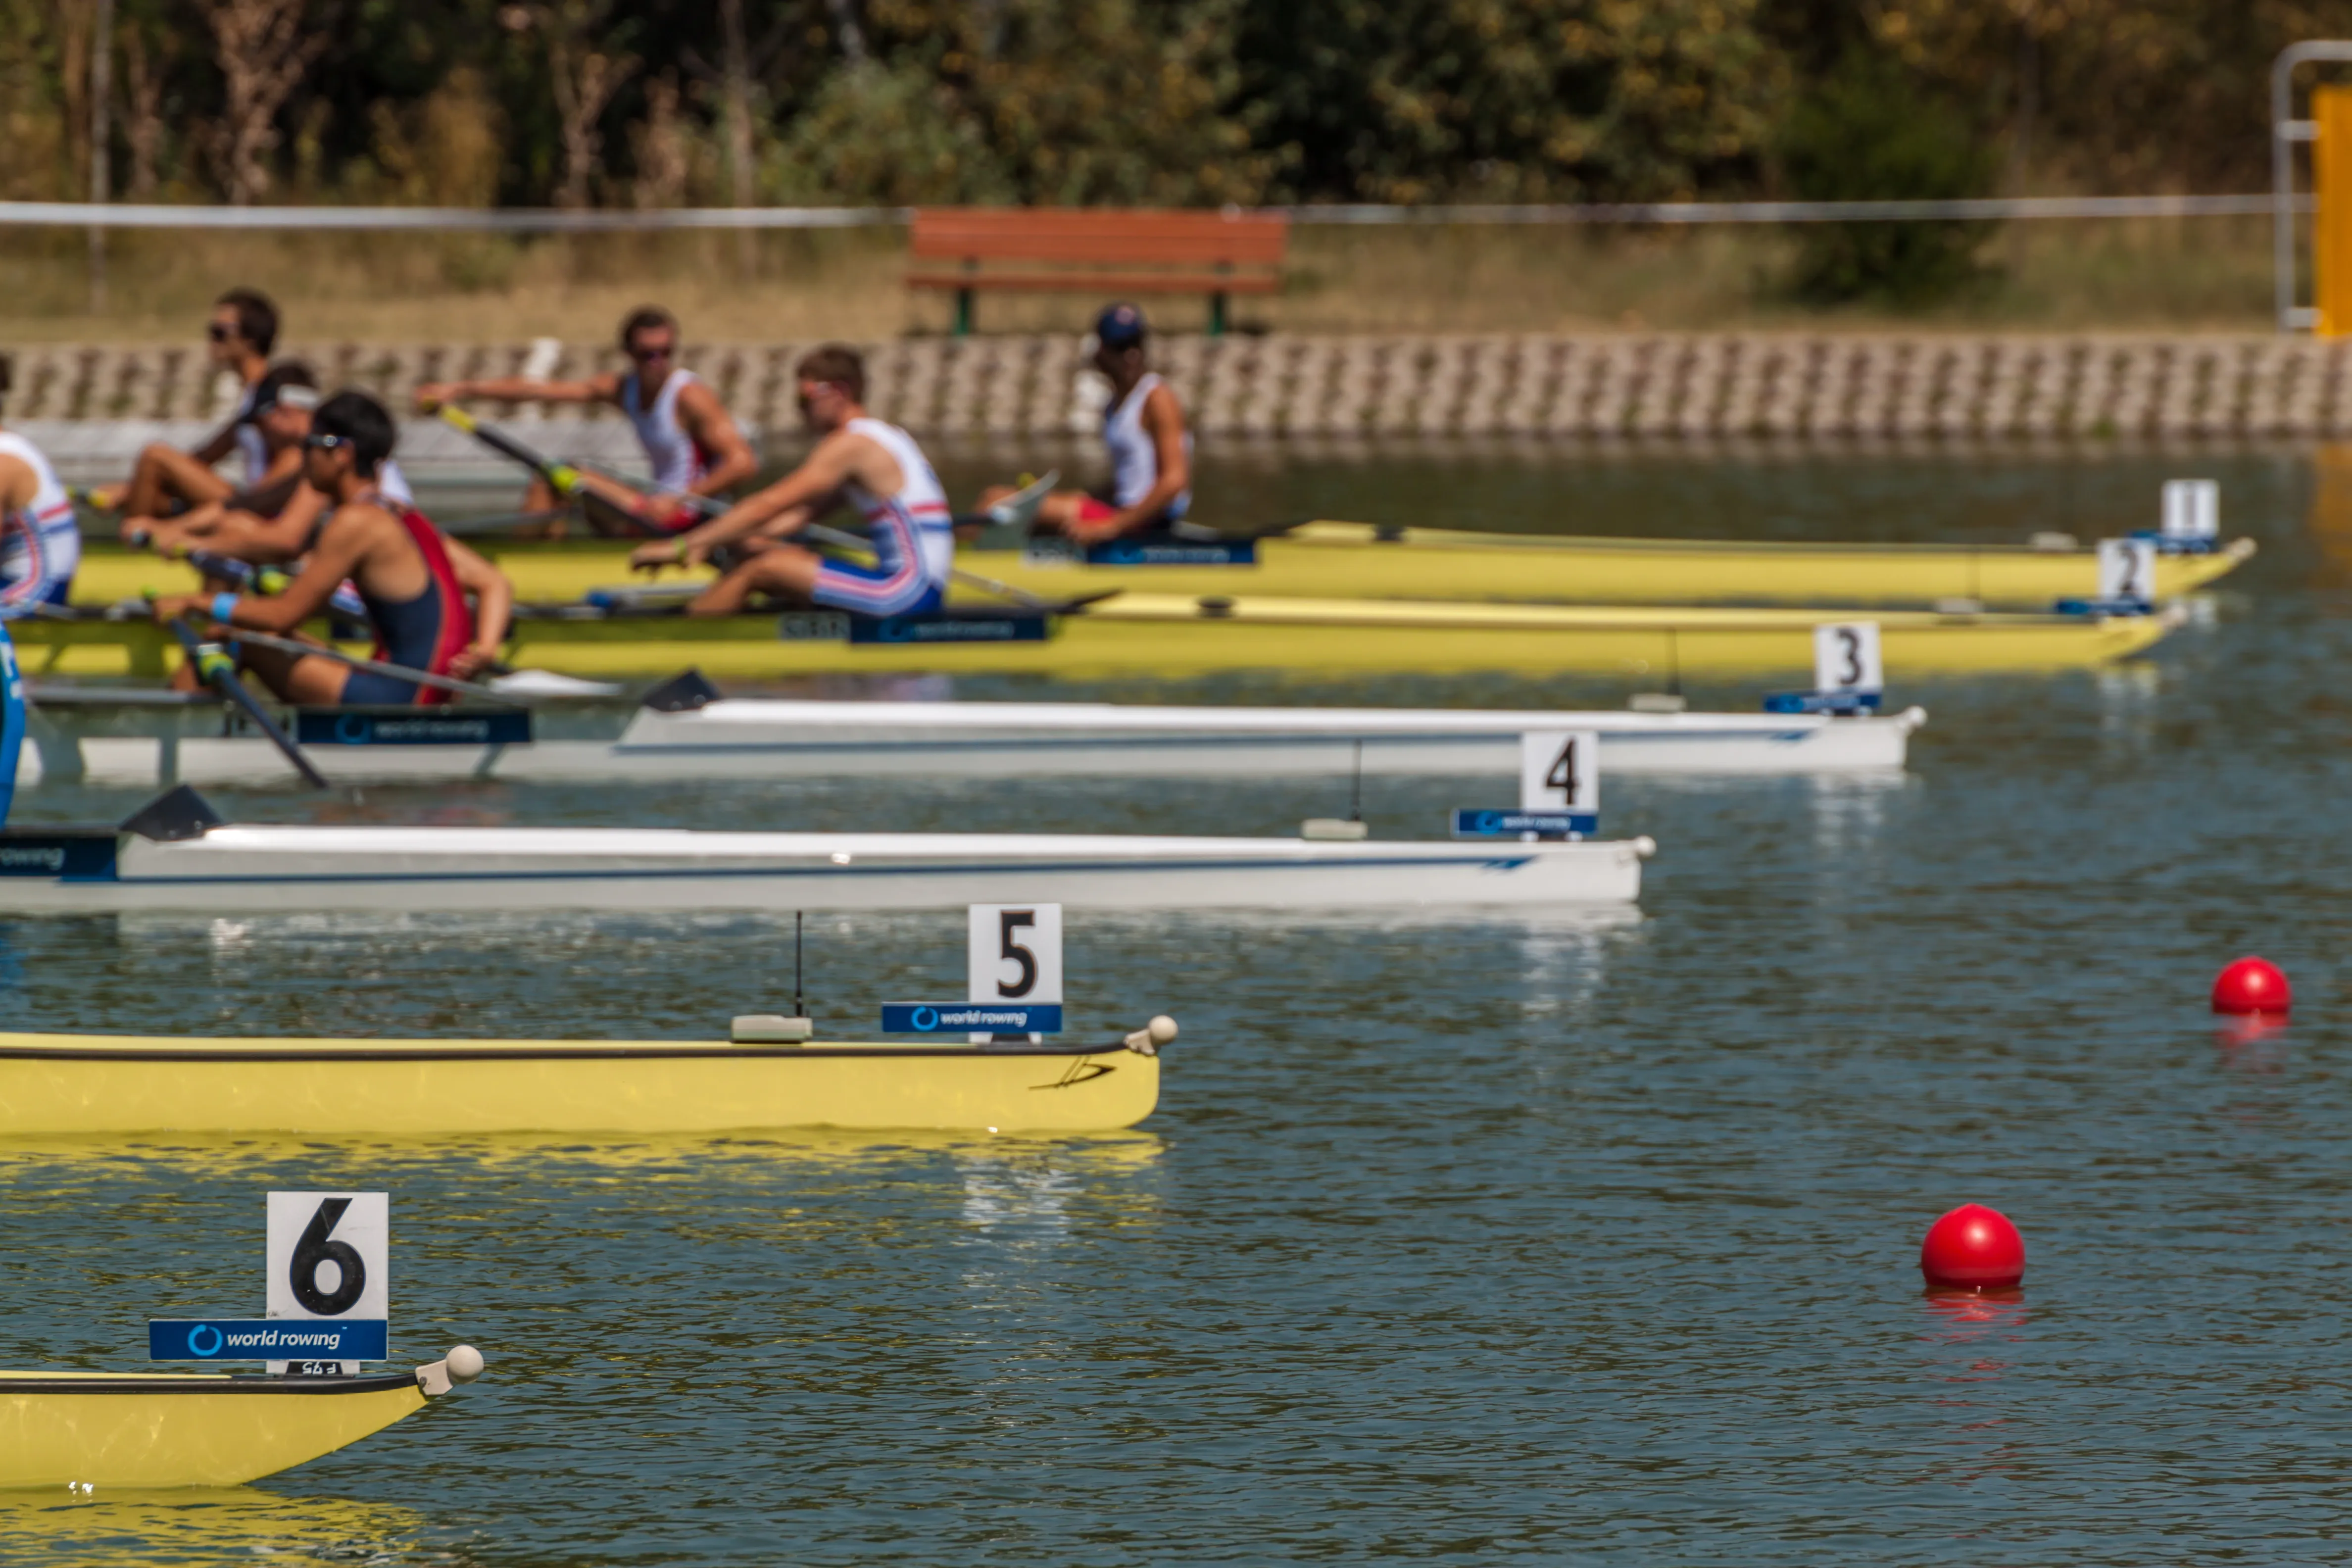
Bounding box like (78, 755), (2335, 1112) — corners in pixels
(1095, 303), (1147, 349)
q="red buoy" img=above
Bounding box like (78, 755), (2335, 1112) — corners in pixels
(2212, 956), (2291, 1016)
(1919, 1203), (2025, 1290)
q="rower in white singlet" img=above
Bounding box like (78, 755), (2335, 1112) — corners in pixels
(975, 303), (1194, 544)
(415, 305), (757, 538)
(0, 356), (79, 617)
(626, 344), (954, 619)
(92, 287), (281, 524)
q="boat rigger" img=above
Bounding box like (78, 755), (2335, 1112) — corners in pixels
(0, 787), (1652, 913)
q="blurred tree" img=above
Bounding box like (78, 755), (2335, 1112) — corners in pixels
(772, 0), (1266, 204)
(202, 0), (322, 202)
(1235, 0), (1786, 202)
(1777, 47), (1999, 303)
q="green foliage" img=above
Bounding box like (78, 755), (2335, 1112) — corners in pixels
(1776, 49), (1998, 306)
(1235, 0), (1786, 203)
(768, 61), (1015, 205)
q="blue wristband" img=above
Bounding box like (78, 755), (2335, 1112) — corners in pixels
(210, 591), (239, 625)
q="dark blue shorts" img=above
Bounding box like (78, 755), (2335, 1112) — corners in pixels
(340, 669), (424, 705)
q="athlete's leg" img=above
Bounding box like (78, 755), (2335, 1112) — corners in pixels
(236, 643), (350, 705)
(119, 443), (235, 519)
(687, 544), (823, 616)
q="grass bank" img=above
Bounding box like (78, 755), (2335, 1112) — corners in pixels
(0, 216), (2277, 346)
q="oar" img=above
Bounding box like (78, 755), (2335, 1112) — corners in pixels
(432, 403), (1069, 611)
(164, 617), (329, 788)
(208, 625), (525, 707)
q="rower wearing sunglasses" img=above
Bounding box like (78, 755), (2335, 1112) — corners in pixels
(414, 305), (757, 538)
(149, 391), (513, 706)
(85, 288), (281, 519)
(624, 344), (952, 620)
(127, 363), (414, 564)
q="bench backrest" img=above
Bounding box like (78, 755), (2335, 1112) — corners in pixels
(910, 208), (1290, 267)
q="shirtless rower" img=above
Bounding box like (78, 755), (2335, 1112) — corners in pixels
(0, 354), (80, 618)
(131, 363), (416, 564)
(415, 305), (757, 537)
(625, 344), (952, 619)
(90, 288), (281, 519)
(150, 391), (513, 705)
(974, 303), (1192, 544)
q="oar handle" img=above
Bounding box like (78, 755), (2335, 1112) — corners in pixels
(164, 617), (329, 789)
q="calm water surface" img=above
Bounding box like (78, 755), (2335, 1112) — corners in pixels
(3, 445), (2350, 1563)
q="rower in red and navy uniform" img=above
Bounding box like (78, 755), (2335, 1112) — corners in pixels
(414, 305), (758, 538)
(625, 344), (954, 619)
(149, 391), (515, 706)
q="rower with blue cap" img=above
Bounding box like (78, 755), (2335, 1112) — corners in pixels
(971, 302), (1194, 545)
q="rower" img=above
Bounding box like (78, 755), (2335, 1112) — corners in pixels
(414, 305), (756, 536)
(0, 353), (80, 619)
(148, 391), (514, 706)
(626, 345), (952, 619)
(132, 363), (416, 563)
(973, 302), (1192, 544)
(90, 288), (280, 519)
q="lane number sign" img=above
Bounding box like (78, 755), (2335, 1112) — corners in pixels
(2097, 538), (2157, 604)
(267, 1192), (387, 1371)
(969, 904), (1062, 1041)
(1813, 622), (1883, 697)
(2161, 479), (2218, 541)
(1520, 730), (1599, 813)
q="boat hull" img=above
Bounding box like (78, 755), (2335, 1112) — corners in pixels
(63, 700), (1924, 787)
(0, 1372), (425, 1489)
(12, 598), (2181, 680)
(69, 528), (2254, 609)
(0, 1032), (1160, 1134)
(0, 825), (1650, 913)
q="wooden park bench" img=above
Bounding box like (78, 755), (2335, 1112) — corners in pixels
(908, 208), (1289, 336)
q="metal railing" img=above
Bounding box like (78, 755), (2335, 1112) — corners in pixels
(0, 194), (2288, 233)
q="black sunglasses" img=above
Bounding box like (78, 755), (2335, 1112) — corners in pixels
(303, 433), (347, 451)
(207, 323), (234, 343)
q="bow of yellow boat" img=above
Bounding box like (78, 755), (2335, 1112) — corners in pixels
(0, 1370), (429, 1489)
(0, 1031), (1164, 1136)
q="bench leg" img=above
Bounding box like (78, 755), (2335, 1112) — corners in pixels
(1208, 291), (1228, 337)
(955, 287), (974, 337)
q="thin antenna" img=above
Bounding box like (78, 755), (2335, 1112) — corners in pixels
(793, 910), (804, 1018)
(1349, 738), (1364, 822)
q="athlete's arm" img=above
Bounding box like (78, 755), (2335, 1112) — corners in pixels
(675, 383), (759, 498)
(154, 505), (385, 632)
(631, 431), (869, 570)
(181, 483), (330, 563)
(414, 373), (620, 410)
(0, 455), (47, 612)
(1076, 384), (1190, 542)
(442, 535), (514, 678)
(188, 419), (240, 467)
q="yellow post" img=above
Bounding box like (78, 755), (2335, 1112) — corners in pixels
(2317, 87), (2352, 336)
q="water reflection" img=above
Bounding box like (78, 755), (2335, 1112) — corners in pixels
(0, 1489), (446, 1568)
